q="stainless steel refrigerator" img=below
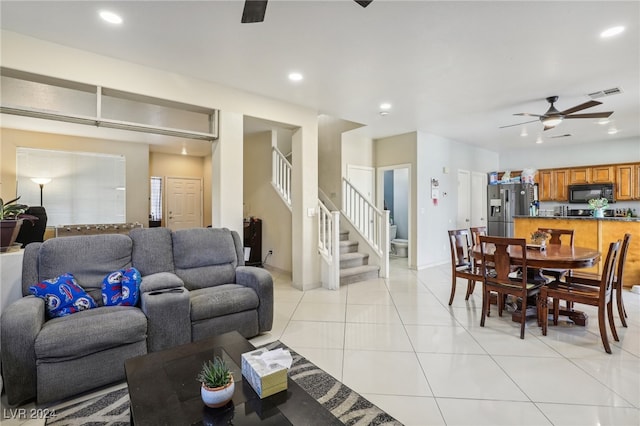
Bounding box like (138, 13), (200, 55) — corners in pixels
(487, 183), (537, 237)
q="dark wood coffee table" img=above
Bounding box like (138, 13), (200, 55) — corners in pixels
(125, 331), (341, 425)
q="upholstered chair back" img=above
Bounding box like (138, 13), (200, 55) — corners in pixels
(21, 234), (133, 306)
(171, 228), (245, 290)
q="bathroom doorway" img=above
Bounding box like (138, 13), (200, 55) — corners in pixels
(377, 164), (411, 267)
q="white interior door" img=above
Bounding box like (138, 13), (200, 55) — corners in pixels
(166, 177), (202, 230)
(457, 170), (471, 229)
(347, 165), (374, 202)
(471, 171), (488, 227)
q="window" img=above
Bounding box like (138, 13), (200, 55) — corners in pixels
(16, 148), (126, 226)
(150, 177), (163, 221)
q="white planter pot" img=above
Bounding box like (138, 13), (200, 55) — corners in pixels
(201, 379), (235, 408)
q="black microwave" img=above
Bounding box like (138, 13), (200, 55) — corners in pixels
(568, 183), (615, 204)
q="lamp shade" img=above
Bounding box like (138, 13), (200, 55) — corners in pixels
(31, 178), (52, 185)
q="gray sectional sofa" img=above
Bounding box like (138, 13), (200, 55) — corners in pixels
(0, 227), (273, 405)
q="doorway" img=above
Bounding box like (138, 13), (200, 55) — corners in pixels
(166, 177), (203, 230)
(378, 165), (411, 266)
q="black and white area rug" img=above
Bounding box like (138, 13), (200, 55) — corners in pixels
(46, 341), (402, 426)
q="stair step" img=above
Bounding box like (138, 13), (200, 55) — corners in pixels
(339, 240), (358, 254)
(340, 265), (380, 285)
(339, 230), (349, 242)
(340, 252), (369, 269)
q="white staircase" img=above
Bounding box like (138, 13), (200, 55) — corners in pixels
(271, 146), (388, 289)
(339, 230), (380, 285)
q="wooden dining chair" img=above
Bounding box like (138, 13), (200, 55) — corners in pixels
(478, 236), (545, 339)
(540, 240), (621, 353)
(447, 229), (482, 305)
(470, 226), (487, 246)
(538, 228), (575, 283)
(567, 233), (631, 327)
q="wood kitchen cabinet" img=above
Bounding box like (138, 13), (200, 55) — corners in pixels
(591, 166), (614, 183)
(538, 169), (568, 201)
(514, 216), (640, 286)
(569, 166), (614, 184)
(615, 163), (640, 200)
(569, 167), (590, 184)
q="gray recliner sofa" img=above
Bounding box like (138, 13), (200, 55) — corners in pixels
(1, 227), (273, 406)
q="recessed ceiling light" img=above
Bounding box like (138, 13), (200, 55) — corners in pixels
(535, 137), (543, 144)
(181, 146), (187, 155)
(600, 26), (625, 38)
(379, 103), (392, 110)
(520, 128), (528, 137)
(380, 111), (389, 116)
(288, 72), (303, 82)
(608, 128), (618, 135)
(100, 10), (123, 25)
(598, 118), (610, 125)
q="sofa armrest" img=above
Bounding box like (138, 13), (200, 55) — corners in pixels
(140, 272), (185, 294)
(141, 281), (191, 352)
(1, 296), (45, 405)
(236, 266), (274, 332)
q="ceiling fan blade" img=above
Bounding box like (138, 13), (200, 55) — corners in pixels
(564, 111), (614, 119)
(550, 134), (572, 138)
(514, 113), (545, 118)
(560, 100), (601, 115)
(241, 0), (268, 23)
(499, 119), (539, 129)
(355, 0), (373, 7)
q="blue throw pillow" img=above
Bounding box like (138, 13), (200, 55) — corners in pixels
(102, 267), (141, 306)
(29, 273), (97, 318)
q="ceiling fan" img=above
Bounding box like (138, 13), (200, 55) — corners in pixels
(500, 96), (613, 131)
(241, 0), (373, 24)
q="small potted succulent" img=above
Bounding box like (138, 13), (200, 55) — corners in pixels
(197, 356), (234, 408)
(0, 197), (38, 250)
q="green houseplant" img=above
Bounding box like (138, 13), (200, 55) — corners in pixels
(0, 197), (38, 251)
(196, 356), (234, 408)
(530, 230), (549, 246)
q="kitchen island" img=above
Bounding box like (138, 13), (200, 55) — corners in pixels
(514, 215), (640, 287)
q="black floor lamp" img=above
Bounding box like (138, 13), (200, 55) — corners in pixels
(31, 178), (51, 206)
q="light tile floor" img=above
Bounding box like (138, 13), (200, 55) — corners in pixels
(3, 258), (639, 425)
(254, 258), (640, 426)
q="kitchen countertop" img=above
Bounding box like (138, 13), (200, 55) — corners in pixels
(514, 215), (640, 222)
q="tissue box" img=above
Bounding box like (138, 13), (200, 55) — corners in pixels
(241, 348), (288, 398)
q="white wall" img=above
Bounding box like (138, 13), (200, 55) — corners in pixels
(416, 132), (498, 269)
(244, 131), (293, 273)
(2, 30), (321, 289)
(499, 137), (640, 170)
(375, 132), (418, 267)
(318, 115), (364, 206)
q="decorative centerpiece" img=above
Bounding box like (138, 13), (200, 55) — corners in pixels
(588, 197), (608, 218)
(530, 230), (548, 248)
(197, 356), (234, 408)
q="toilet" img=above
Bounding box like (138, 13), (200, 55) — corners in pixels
(389, 225), (408, 257)
(391, 239), (409, 257)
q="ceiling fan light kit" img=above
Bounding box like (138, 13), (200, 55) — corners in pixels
(501, 95), (614, 131)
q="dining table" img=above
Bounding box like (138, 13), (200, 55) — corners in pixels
(472, 243), (601, 326)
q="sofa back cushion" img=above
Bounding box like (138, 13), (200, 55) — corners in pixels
(26, 234), (133, 305)
(130, 227), (174, 275)
(172, 228), (240, 290)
